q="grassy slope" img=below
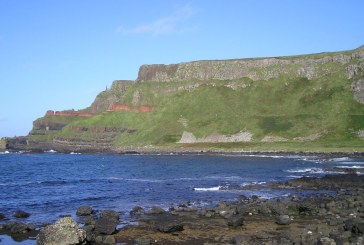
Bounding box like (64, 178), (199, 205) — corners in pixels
(29, 49), (364, 152)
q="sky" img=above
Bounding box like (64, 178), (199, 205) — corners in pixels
(1, 0), (364, 137)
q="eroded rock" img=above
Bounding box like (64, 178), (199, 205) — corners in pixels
(36, 217), (86, 245)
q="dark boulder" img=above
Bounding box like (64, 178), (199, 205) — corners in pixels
(100, 210), (119, 221)
(94, 210), (120, 235)
(94, 217), (118, 235)
(157, 220), (183, 233)
(227, 214), (245, 227)
(276, 215), (291, 225)
(0, 213), (5, 220)
(352, 222), (364, 234)
(4, 221), (36, 234)
(76, 206), (93, 216)
(13, 210), (30, 218)
(83, 216), (97, 226)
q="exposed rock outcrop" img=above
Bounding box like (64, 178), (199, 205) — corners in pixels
(90, 80), (134, 114)
(352, 79), (364, 104)
(137, 49), (364, 82)
(36, 217), (86, 245)
(178, 131), (252, 143)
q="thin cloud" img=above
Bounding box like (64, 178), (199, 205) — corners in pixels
(0, 117), (8, 122)
(116, 4), (199, 36)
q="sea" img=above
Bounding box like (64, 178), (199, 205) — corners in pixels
(0, 152), (363, 244)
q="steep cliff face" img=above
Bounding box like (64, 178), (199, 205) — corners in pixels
(137, 47), (364, 82)
(89, 80), (134, 113)
(22, 45), (364, 152)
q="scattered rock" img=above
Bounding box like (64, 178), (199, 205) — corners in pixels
(13, 210), (30, 219)
(227, 214), (245, 227)
(157, 220), (183, 233)
(3, 221), (36, 234)
(94, 217), (118, 235)
(36, 217), (86, 245)
(103, 235), (116, 244)
(83, 216), (97, 226)
(100, 210), (120, 221)
(130, 206), (145, 215)
(76, 206), (93, 216)
(276, 215), (291, 225)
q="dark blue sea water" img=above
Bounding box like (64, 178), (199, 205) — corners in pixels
(0, 152), (363, 244)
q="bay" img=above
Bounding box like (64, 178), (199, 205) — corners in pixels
(0, 152), (362, 227)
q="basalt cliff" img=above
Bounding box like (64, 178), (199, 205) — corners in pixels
(9, 45), (364, 153)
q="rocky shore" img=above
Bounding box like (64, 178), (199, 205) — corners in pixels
(1, 173), (363, 245)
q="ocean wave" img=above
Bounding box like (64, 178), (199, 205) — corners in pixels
(334, 165), (364, 169)
(125, 178), (164, 183)
(202, 175), (243, 181)
(329, 157), (351, 162)
(285, 167), (324, 174)
(193, 186), (222, 191)
(240, 181), (266, 186)
(334, 161), (364, 165)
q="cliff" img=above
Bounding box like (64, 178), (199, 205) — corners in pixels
(15, 45), (364, 152)
(137, 46), (364, 82)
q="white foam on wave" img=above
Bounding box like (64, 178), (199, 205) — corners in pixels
(193, 186), (221, 191)
(203, 175), (243, 181)
(240, 181), (266, 186)
(44, 149), (57, 153)
(285, 167), (324, 174)
(330, 157), (351, 162)
(334, 165), (364, 169)
(334, 161), (364, 165)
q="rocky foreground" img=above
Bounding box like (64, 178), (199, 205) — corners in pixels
(1, 174), (364, 245)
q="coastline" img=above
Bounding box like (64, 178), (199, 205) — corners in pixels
(1, 173), (363, 244)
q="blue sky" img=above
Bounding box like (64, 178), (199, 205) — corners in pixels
(1, 0), (364, 137)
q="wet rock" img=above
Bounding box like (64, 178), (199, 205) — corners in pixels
(76, 206), (93, 216)
(83, 216), (97, 226)
(352, 222), (364, 234)
(130, 206), (145, 215)
(13, 210), (30, 218)
(0, 213), (5, 220)
(94, 218), (118, 235)
(100, 210), (120, 221)
(145, 206), (165, 215)
(36, 217), (86, 245)
(157, 220), (183, 233)
(227, 214), (244, 227)
(94, 210), (119, 235)
(276, 215), (291, 225)
(103, 235), (116, 244)
(3, 221), (36, 234)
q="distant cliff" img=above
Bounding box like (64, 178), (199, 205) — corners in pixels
(10, 45), (364, 153)
(137, 46), (364, 82)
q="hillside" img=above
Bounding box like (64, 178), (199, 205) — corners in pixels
(16, 45), (364, 152)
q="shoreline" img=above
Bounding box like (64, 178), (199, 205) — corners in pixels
(1, 173), (364, 244)
(3, 146), (364, 158)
